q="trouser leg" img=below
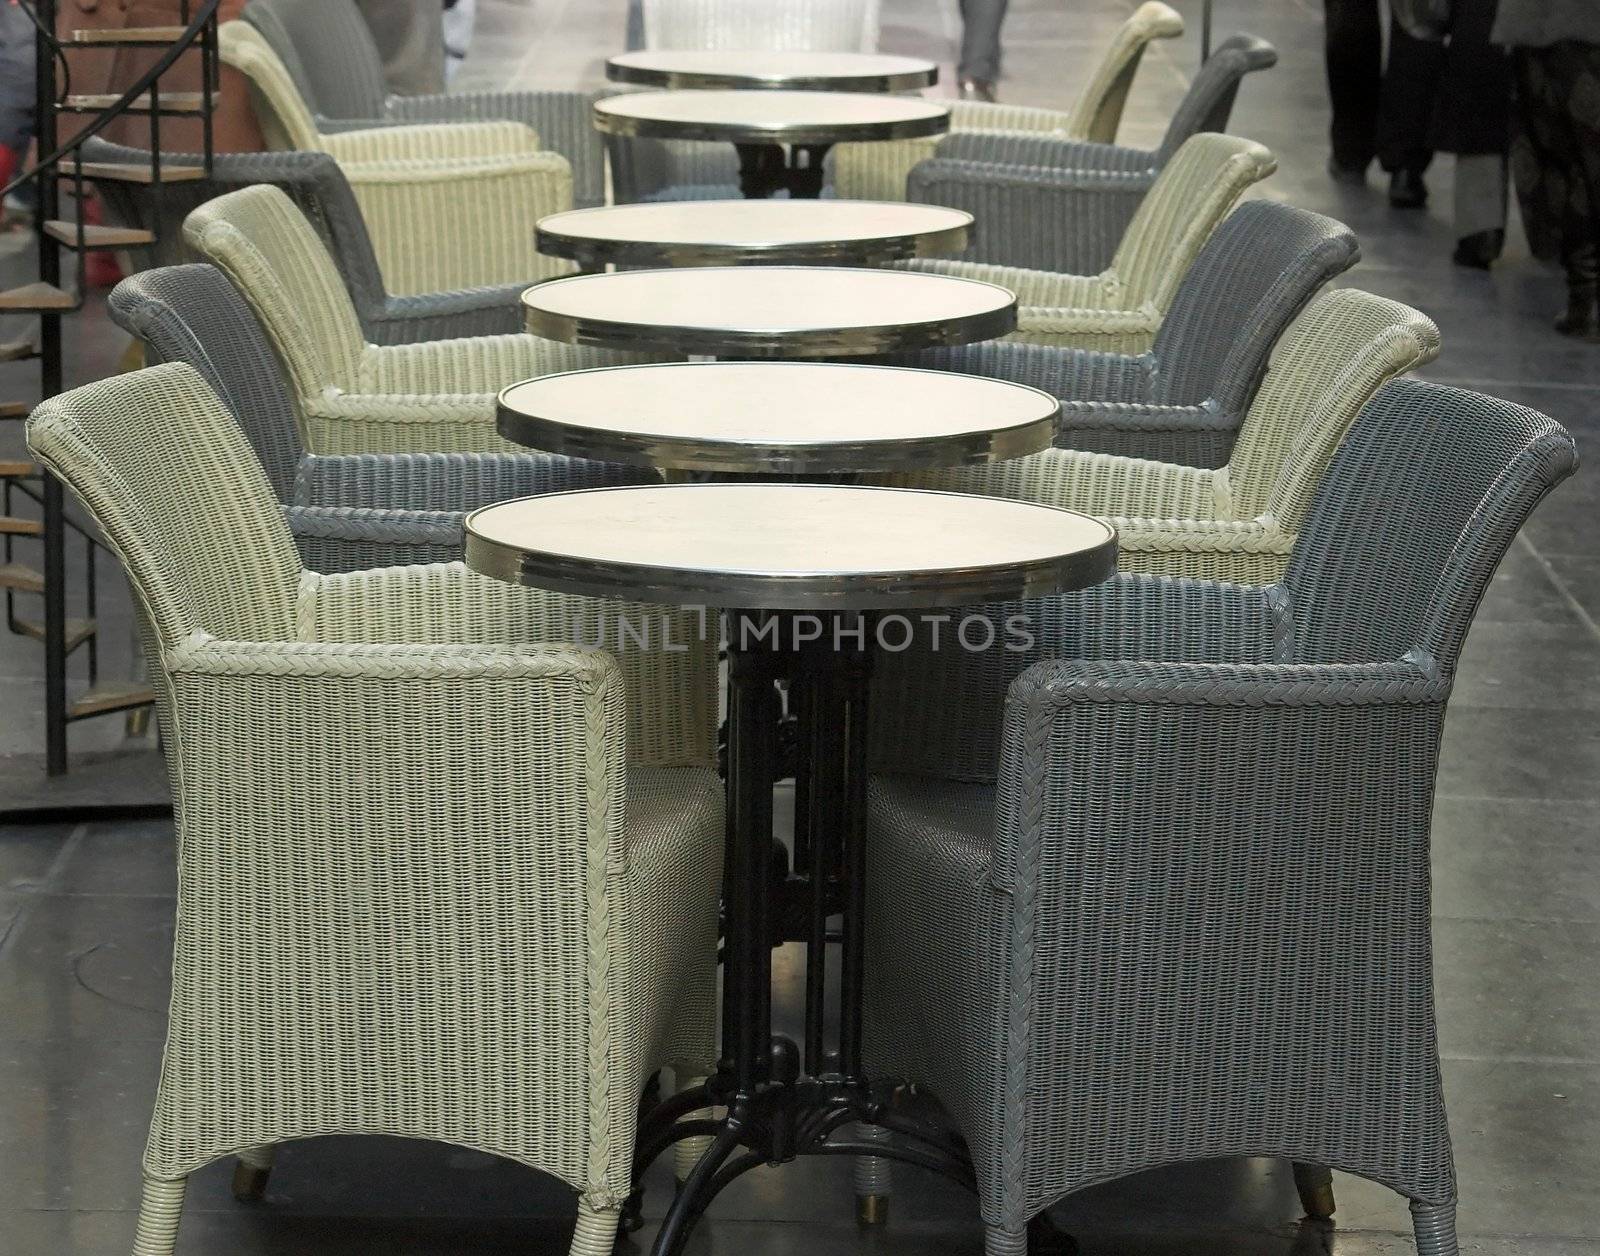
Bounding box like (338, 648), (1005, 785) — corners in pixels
(1377, 18), (1446, 174)
(958, 0), (1010, 84)
(1454, 153), (1508, 238)
(1322, 0), (1381, 169)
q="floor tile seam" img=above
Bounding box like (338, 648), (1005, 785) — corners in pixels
(1514, 534), (1600, 644)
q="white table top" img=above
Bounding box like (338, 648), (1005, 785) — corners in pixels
(497, 362), (1059, 474)
(605, 50), (938, 92)
(522, 266), (1016, 357)
(465, 482), (1117, 610)
(536, 199), (972, 268)
(592, 90), (950, 145)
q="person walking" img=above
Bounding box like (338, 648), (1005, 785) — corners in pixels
(1495, 0), (1600, 340)
(957, 0), (1007, 101)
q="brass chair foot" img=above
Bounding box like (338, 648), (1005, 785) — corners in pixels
(231, 1161), (271, 1203)
(856, 1194), (889, 1226)
(1293, 1162), (1336, 1219)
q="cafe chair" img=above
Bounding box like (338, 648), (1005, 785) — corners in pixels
(832, 1), (1184, 202)
(242, 0), (607, 207)
(109, 264), (652, 573)
(899, 200), (1360, 468)
(86, 139), (528, 343)
(901, 288), (1440, 585)
(860, 376), (1578, 1255)
(27, 362), (723, 1256)
(219, 20), (575, 292)
(902, 34), (1280, 271)
(897, 133), (1277, 351)
(183, 184), (670, 454)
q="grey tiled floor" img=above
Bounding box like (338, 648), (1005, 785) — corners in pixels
(3, 0), (1600, 1253)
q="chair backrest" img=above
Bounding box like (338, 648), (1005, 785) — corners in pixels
(1154, 33), (1277, 163)
(1283, 377), (1577, 668)
(1107, 132), (1276, 311)
(183, 184), (369, 399)
(109, 265), (307, 504)
(243, 0), (390, 121)
(1149, 200), (1360, 409)
(85, 138), (390, 318)
(219, 19), (323, 151)
(642, 0), (879, 51)
(1224, 287), (1441, 526)
(26, 364), (304, 651)
(1062, 2), (1184, 142)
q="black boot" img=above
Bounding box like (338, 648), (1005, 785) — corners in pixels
(1555, 246), (1600, 340)
(1453, 229), (1504, 270)
(1389, 168), (1428, 208)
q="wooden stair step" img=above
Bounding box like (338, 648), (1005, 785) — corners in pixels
(61, 92), (219, 116)
(0, 283), (77, 312)
(42, 220), (157, 249)
(70, 681), (156, 720)
(0, 340), (37, 363)
(0, 403), (29, 421)
(58, 160), (205, 185)
(0, 562), (45, 594)
(0, 516), (42, 536)
(66, 26), (188, 46)
(11, 616), (97, 652)
(0, 460), (39, 476)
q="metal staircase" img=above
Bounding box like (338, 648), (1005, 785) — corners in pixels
(0, 0), (220, 776)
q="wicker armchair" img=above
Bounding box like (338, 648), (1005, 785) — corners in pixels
(108, 264), (652, 573)
(900, 288), (1440, 584)
(893, 200), (1359, 467)
(27, 361), (723, 1256)
(182, 185), (670, 455)
(905, 34), (1279, 271)
(897, 133), (1277, 351)
(860, 376), (1578, 1256)
(241, 0), (606, 207)
(218, 20), (575, 293)
(85, 138), (526, 344)
(832, 1), (1184, 202)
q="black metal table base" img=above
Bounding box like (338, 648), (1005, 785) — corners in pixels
(735, 142), (832, 198)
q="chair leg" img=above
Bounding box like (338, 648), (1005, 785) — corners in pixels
(985, 1223), (1028, 1256)
(1292, 1161), (1336, 1219)
(1411, 1200), (1459, 1256)
(131, 1175), (186, 1256)
(672, 1073), (713, 1184)
(231, 1144), (275, 1202)
(852, 1122), (892, 1225)
(569, 1197), (621, 1256)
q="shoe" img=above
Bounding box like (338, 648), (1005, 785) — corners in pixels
(1388, 168), (1428, 208)
(958, 77), (997, 103)
(1554, 283), (1600, 340)
(1452, 229), (1504, 270)
(1327, 155), (1368, 186)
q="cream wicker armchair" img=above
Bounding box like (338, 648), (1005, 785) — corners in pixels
(183, 184), (669, 454)
(898, 133), (1276, 351)
(833, 1), (1184, 202)
(26, 362), (722, 1256)
(219, 19), (575, 293)
(902, 288), (1441, 584)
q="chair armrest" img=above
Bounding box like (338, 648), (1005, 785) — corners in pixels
(284, 503), (463, 573)
(1012, 302), (1162, 353)
(369, 284), (530, 344)
(935, 133), (1154, 174)
(893, 342), (1157, 406)
(315, 114), (415, 134)
(295, 450), (653, 512)
(301, 392), (507, 456)
(304, 563), (718, 769)
(1056, 400), (1240, 466)
(914, 446), (1215, 521)
(947, 100), (1079, 134)
(907, 158), (1154, 273)
(869, 575), (1284, 782)
(321, 120), (540, 162)
(362, 337), (657, 398)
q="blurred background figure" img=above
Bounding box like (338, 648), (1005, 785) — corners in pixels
(1495, 0), (1600, 340)
(356, 0), (448, 94)
(958, 0), (1007, 101)
(0, 0), (36, 225)
(443, 0), (478, 84)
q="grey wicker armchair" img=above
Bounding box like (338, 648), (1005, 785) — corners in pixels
(860, 376), (1578, 1256)
(85, 138), (527, 345)
(894, 34), (1277, 276)
(241, 0), (606, 207)
(107, 264), (650, 574)
(893, 200), (1359, 467)
(27, 362), (722, 1256)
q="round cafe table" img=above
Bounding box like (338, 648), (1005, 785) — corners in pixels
(497, 361), (1057, 475)
(593, 90), (949, 199)
(522, 265), (1014, 358)
(464, 482), (1116, 1256)
(606, 49), (938, 93)
(536, 199), (971, 270)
